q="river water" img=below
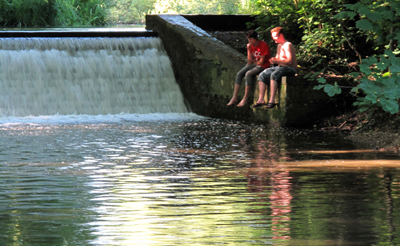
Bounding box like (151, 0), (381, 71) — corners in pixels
(1, 116), (400, 245)
(1, 37), (400, 245)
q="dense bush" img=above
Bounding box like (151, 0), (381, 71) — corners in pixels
(0, 0), (108, 27)
(253, 0), (400, 114)
(336, 0), (400, 114)
(56, 0), (108, 26)
(0, 0), (57, 26)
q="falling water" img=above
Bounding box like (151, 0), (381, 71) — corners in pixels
(0, 37), (189, 117)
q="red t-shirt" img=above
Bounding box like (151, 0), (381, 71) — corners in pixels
(250, 40), (271, 69)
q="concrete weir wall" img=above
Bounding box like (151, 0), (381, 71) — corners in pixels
(146, 14), (351, 127)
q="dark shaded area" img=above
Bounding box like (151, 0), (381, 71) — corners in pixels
(209, 31), (248, 55)
(182, 14), (258, 31)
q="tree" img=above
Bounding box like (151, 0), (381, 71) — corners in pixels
(333, 0), (400, 114)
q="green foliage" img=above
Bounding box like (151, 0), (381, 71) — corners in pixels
(108, 0), (157, 24)
(1, 0), (257, 26)
(254, 0), (400, 114)
(333, 0), (400, 114)
(351, 50), (400, 114)
(314, 77), (342, 97)
(152, 0), (255, 15)
(56, 0), (109, 26)
(106, 0), (258, 23)
(0, 0), (109, 27)
(0, 0), (57, 26)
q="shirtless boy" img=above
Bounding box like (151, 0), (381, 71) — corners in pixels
(251, 27), (297, 109)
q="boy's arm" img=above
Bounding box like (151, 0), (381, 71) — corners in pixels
(246, 43), (253, 64)
(256, 55), (266, 66)
(269, 44), (281, 64)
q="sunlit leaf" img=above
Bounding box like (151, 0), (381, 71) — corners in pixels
(382, 72), (392, 78)
(323, 82), (341, 97)
(317, 77), (326, 84)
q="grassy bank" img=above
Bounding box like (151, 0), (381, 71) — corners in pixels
(0, 0), (108, 27)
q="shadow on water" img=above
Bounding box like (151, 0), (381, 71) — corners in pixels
(1, 118), (400, 245)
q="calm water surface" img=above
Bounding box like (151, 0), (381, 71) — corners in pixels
(1, 115), (399, 245)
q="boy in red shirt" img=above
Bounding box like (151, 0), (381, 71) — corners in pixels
(227, 30), (271, 107)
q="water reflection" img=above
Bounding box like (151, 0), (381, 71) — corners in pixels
(1, 117), (400, 245)
(245, 139), (293, 244)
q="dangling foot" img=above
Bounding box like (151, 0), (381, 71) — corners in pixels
(265, 102), (277, 109)
(237, 99), (248, 107)
(250, 102), (266, 109)
(227, 98), (237, 106)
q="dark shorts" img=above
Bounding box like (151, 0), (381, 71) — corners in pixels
(258, 66), (297, 84)
(235, 64), (265, 86)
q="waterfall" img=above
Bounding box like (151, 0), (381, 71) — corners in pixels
(0, 37), (189, 117)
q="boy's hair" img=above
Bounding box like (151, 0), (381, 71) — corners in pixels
(246, 30), (258, 40)
(271, 27), (283, 36)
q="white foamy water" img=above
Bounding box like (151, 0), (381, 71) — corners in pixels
(0, 37), (189, 118)
(0, 113), (204, 126)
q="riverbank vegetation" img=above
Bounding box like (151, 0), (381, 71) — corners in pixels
(0, 0), (108, 26)
(251, 0), (400, 148)
(0, 0), (256, 26)
(253, 0), (400, 115)
(106, 0), (256, 24)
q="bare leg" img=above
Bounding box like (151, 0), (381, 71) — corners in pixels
(256, 81), (267, 104)
(269, 79), (277, 104)
(237, 85), (251, 107)
(227, 84), (241, 106)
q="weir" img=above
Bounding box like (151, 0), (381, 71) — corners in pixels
(0, 37), (188, 117)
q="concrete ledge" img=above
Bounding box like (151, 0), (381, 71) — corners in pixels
(146, 14), (251, 120)
(146, 14), (354, 127)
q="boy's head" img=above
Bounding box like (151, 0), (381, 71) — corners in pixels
(246, 30), (258, 40)
(271, 27), (284, 43)
(270, 27), (283, 36)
